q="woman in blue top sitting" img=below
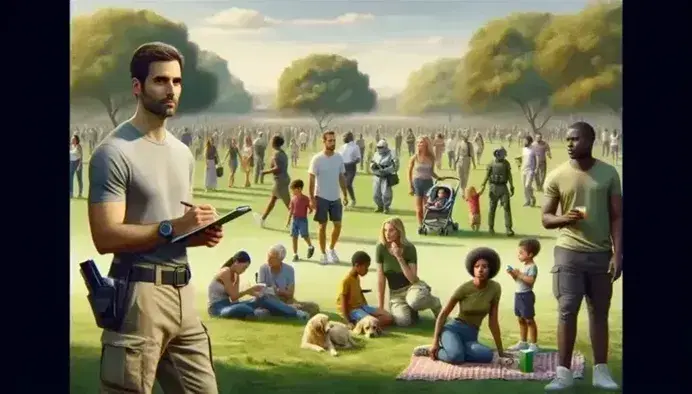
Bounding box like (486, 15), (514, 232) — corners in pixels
(207, 250), (309, 320)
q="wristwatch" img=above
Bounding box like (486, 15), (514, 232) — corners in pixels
(158, 220), (174, 242)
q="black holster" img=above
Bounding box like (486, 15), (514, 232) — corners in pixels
(80, 260), (132, 332)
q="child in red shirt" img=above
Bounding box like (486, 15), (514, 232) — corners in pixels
(286, 179), (315, 261)
(465, 186), (483, 231)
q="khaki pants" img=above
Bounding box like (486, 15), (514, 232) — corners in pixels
(456, 159), (472, 192)
(100, 279), (217, 394)
(389, 281), (441, 327)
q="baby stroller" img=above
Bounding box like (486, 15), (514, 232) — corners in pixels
(418, 176), (461, 236)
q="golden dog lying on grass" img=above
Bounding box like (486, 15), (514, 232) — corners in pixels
(300, 313), (359, 356)
(351, 315), (383, 338)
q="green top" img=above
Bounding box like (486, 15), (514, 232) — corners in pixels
(484, 159), (513, 186)
(544, 160), (621, 252)
(375, 243), (417, 290)
(452, 280), (502, 329)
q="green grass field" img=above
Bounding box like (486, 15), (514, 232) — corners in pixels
(70, 139), (622, 393)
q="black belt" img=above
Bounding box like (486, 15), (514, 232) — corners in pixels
(120, 265), (191, 287)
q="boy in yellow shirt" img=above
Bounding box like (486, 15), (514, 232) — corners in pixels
(337, 251), (394, 326)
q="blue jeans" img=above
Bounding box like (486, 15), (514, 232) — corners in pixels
(437, 319), (494, 364)
(69, 160), (83, 198)
(208, 295), (299, 319)
(349, 305), (378, 322)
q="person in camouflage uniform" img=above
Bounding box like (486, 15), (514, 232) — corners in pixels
(479, 147), (515, 236)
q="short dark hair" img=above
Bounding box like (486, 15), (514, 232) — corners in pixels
(351, 251), (371, 266)
(72, 134), (80, 145)
(519, 238), (541, 256)
(343, 131), (354, 143)
(569, 121), (596, 142)
(465, 247), (501, 279)
(322, 130), (336, 141)
(130, 42), (184, 85)
(271, 135), (285, 149)
(524, 135), (534, 145)
(290, 179), (304, 190)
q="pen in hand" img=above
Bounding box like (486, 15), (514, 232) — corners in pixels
(180, 201), (219, 218)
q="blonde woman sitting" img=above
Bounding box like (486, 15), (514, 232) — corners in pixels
(375, 217), (442, 326)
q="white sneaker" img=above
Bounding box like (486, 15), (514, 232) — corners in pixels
(253, 212), (265, 228)
(351, 199), (356, 207)
(527, 343), (539, 352)
(319, 254), (329, 265)
(593, 364), (619, 390)
(412, 345), (431, 357)
(508, 341), (529, 351)
(296, 310), (310, 320)
(328, 249), (340, 264)
(545, 366), (574, 391)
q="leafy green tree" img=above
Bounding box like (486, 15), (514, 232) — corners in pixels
(535, 3), (622, 118)
(398, 58), (462, 121)
(276, 54), (376, 130)
(198, 50), (253, 114)
(458, 13), (555, 132)
(71, 8), (217, 126)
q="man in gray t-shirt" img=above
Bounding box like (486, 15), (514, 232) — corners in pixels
(87, 43), (221, 394)
(308, 130), (347, 265)
(531, 132), (551, 191)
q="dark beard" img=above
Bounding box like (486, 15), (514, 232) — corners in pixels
(141, 91), (176, 119)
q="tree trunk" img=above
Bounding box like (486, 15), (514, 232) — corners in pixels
(98, 96), (119, 127)
(515, 99), (551, 134)
(312, 111), (332, 132)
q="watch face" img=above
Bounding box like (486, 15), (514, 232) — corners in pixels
(160, 222), (173, 237)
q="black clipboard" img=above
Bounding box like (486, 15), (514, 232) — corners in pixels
(172, 205), (252, 244)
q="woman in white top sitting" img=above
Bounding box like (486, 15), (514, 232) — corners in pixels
(207, 250), (309, 320)
(69, 134), (83, 198)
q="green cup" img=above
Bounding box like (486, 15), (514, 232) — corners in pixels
(519, 349), (535, 373)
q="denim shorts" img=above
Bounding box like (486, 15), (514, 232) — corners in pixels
(514, 291), (536, 319)
(291, 217), (309, 238)
(412, 178), (434, 197)
(349, 305), (378, 322)
(314, 197), (343, 223)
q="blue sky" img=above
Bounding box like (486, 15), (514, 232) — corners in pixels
(71, 0), (592, 94)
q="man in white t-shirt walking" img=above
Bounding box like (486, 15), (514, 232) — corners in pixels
(309, 130), (349, 264)
(520, 135), (537, 207)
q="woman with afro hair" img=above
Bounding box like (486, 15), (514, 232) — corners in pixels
(413, 247), (508, 364)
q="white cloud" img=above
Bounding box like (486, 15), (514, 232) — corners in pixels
(188, 27), (469, 94)
(203, 8), (375, 30)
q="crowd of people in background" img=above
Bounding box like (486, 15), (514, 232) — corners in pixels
(75, 115), (622, 391)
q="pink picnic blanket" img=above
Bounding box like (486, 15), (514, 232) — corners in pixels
(397, 351), (585, 381)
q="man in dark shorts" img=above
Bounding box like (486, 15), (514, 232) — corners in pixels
(88, 42), (223, 393)
(541, 121), (622, 391)
(308, 130), (348, 265)
(255, 135), (291, 227)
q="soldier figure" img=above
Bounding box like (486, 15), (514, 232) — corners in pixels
(479, 147), (515, 236)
